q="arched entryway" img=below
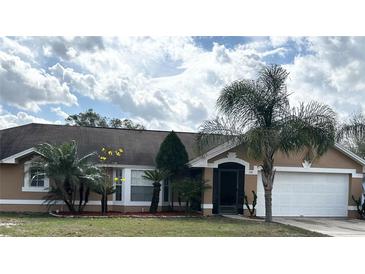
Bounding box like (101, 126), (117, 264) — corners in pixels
(212, 162), (245, 214)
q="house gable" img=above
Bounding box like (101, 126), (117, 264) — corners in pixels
(190, 142), (365, 175)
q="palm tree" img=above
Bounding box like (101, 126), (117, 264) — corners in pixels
(337, 113), (365, 158)
(198, 64), (336, 222)
(143, 169), (171, 213)
(34, 141), (98, 213)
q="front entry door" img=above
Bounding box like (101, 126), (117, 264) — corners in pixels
(219, 170), (238, 214)
(212, 162), (245, 215)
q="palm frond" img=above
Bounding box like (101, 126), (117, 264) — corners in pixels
(196, 115), (245, 154)
(337, 113), (365, 141)
(142, 169), (171, 182)
(259, 64), (289, 94)
(279, 101), (336, 156)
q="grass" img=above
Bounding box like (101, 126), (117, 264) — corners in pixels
(0, 212), (325, 237)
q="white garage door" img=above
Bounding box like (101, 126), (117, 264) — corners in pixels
(256, 172), (349, 217)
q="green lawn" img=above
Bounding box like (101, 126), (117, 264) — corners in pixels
(0, 213), (324, 237)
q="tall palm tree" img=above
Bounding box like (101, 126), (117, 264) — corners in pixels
(198, 64), (336, 222)
(143, 169), (171, 213)
(337, 113), (365, 158)
(34, 141), (99, 213)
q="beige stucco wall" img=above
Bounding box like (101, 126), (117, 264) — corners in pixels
(0, 157), (187, 213)
(0, 157), (113, 201)
(0, 157), (117, 213)
(1, 144), (364, 217)
(244, 175), (257, 204)
(209, 145), (363, 173)
(202, 168), (213, 204)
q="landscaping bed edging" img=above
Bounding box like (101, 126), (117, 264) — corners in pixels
(49, 211), (203, 218)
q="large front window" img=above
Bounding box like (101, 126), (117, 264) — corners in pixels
(23, 161), (49, 192)
(30, 167), (45, 187)
(130, 170), (153, 201)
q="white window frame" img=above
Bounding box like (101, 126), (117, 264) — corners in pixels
(113, 168), (124, 204)
(108, 166), (166, 206)
(130, 169), (155, 202)
(22, 161), (49, 192)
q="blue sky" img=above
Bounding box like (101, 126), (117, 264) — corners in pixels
(1, 36), (365, 131)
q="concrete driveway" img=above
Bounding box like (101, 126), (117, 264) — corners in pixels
(274, 217), (365, 237)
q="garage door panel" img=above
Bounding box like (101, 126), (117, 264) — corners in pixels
(256, 172), (349, 217)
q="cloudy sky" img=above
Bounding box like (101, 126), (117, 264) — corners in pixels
(0, 36), (364, 131)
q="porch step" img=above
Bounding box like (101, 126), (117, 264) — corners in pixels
(220, 206), (236, 214)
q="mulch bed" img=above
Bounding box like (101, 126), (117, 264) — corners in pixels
(49, 211), (203, 218)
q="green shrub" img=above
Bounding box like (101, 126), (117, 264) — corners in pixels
(352, 194), (365, 219)
(172, 178), (210, 214)
(244, 191), (257, 217)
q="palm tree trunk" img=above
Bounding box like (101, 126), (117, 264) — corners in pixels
(101, 195), (105, 215)
(104, 195), (108, 214)
(63, 199), (74, 212)
(262, 155), (275, 222)
(264, 189), (272, 222)
(150, 182), (161, 213)
(78, 183), (84, 212)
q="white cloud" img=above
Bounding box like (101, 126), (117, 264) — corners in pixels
(3, 36), (365, 131)
(0, 51), (78, 112)
(0, 37), (34, 61)
(50, 37), (269, 130)
(270, 36), (290, 47)
(51, 106), (69, 119)
(285, 37), (365, 120)
(0, 106), (52, 129)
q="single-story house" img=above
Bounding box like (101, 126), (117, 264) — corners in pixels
(0, 123), (364, 217)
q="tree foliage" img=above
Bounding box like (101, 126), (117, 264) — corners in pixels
(198, 64), (336, 222)
(34, 140), (101, 213)
(66, 109), (109, 127)
(171, 178), (210, 213)
(90, 170), (115, 215)
(337, 113), (365, 158)
(155, 131), (189, 210)
(155, 131), (189, 174)
(110, 118), (145, 130)
(66, 108), (145, 129)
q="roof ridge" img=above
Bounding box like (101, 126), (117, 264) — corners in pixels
(0, 122), (199, 135)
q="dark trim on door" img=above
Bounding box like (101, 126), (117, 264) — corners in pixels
(212, 162), (245, 214)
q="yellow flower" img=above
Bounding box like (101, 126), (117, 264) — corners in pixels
(116, 152), (121, 157)
(108, 151), (113, 156)
(118, 148), (124, 153)
(121, 178), (126, 182)
(114, 177), (119, 182)
(101, 147), (106, 152)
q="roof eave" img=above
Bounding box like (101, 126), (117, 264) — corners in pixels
(189, 141), (365, 168)
(0, 147), (36, 164)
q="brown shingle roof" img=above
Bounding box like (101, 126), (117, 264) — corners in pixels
(0, 123), (200, 166)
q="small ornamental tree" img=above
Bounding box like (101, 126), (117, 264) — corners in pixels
(155, 131), (189, 209)
(92, 171), (116, 215)
(93, 146), (125, 215)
